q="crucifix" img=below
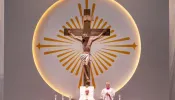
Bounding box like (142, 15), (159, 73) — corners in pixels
(64, 9), (110, 86)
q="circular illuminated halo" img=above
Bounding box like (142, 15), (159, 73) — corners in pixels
(32, 0), (141, 98)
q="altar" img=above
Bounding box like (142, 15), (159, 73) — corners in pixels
(52, 85), (123, 100)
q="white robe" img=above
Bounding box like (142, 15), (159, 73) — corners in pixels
(79, 95), (95, 100)
(101, 88), (115, 100)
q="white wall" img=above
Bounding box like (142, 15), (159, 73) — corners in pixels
(0, 0), (4, 100)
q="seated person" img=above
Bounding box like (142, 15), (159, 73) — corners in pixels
(79, 86), (95, 100)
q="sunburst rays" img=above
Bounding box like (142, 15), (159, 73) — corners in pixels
(92, 16), (99, 28)
(75, 16), (82, 29)
(36, 43), (70, 50)
(106, 43), (137, 50)
(91, 3), (96, 16)
(36, 0), (138, 88)
(44, 37), (72, 44)
(78, 3), (83, 16)
(44, 48), (71, 55)
(85, 0), (89, 9)
(70, 18), (78, 28)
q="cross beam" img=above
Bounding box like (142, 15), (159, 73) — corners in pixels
(64, 29), (110, 36)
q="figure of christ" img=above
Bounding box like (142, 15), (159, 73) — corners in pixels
(64, 9), (110, 86)
(68, 30), (106, 85)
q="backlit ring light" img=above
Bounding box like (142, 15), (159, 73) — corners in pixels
(32, 0), (141, 98)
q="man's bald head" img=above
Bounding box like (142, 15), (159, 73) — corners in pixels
(85, 89), (89, 95)
(106, 81), (111, 89)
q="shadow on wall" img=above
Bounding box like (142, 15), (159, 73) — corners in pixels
(0, 0), (4, 99)
(0, 76), (4, 100)
(169, 0), (175, 100)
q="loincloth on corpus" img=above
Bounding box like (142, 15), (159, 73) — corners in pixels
(80, 53), (91, 64)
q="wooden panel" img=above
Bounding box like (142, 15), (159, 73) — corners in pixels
(84, 9), (90, 15)
(90, 29), (110, 36)
(64, 29), (83, 36)
(64, 29), (110, 36)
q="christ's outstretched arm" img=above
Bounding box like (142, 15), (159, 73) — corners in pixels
(68, 30), (82, 42)
(92, 30), (107, 41)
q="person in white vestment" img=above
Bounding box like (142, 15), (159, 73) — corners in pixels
(79, 89), (95, 100)
(100, 82), (115, 100)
